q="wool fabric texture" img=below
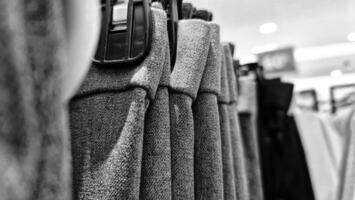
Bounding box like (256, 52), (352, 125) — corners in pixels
(218, 48), (237, 200)
(237, 76), (264, 200)
(169, 19), (211, 200)
(192, 23), (224, 200)
(0, 1), (71, 199)
(222, 43), (250, 200)
(139, 5), (172, 200)
(69, 8), (168, 200)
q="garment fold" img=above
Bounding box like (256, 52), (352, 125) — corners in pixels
(193, 23), (224, 200)
(169, 19), (211, 200)
(222, 43), (250, 200)
(218, 47), (237, 200)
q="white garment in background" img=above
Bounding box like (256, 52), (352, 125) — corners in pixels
(294, 108), (339, 200)
(331, 107), (355, 200)
(318, 113), (347, 174)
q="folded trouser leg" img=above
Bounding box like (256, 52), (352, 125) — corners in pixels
(70, 8), (167, 199)
(222, 43), (250, 200)
(170, 94), (195, 200)
(169, 19), (211, 200)
(193, 23), (224, 200)
(193, 93), (224, 200)
(140, 27), (171, 199)
(70, 89), (149, 199)
(218, 104), (237, 200)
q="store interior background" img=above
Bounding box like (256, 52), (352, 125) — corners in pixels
(192, 0), (355, 111)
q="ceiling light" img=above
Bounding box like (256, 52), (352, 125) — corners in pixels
(347, 32), (355, 42)
(259, 22), (278, 34)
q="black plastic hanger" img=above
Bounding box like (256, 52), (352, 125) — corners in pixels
(165, 0), (180, 67)
(240, 62), (265, 82)
(192, 9), (213, 21)
(93, 0), (152, 66)
(153, 0), (181, 68)
(182, 3), (196, 19)
(330, 84), (355, 113)
(228, 42), (235, 57)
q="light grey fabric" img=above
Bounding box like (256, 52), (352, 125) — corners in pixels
(218, 47), (237, 200)
(222, 43), (250, 200)
(193, 23), (224, 200)
(332, 107), (355, 200)
(0, 1), (71, 200)
(237, 76), (264, 200)
(169, 19), (211, 200)
(140, 12), (172, 199)
(69, 8), (168, 200)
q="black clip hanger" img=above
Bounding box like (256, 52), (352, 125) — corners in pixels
(330, 84), (355, 113)
(208, 11), (213, 21)
(297, 90), (319, 111)
(93, 0), (152, 66)
(153, 0), (181, 67)
(182, 3), (196, 19)
(240, 62), (265, 81)
(165, 0), (180, 67)
(192, 10), (213, 21)
(228, 42), (235, 57)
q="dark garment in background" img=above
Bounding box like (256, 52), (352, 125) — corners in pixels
(222, 43), (250, 200)
(218, 48), (237, 200)
(69, 8), (168, 200)
(237, 76), (264, 200)
(193, 23), (224, 200)
(0, 1), (71, 200)
(169, 19), (211, 200)
(257, 79), (315, 200)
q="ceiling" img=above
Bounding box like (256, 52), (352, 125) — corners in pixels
(190, 0), (355, 59)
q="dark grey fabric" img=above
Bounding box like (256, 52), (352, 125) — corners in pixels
(170, 94), (195, 200)
(193, 23), (224, 200)
(0, 1), (71, 199)
(222, 43), (250, 200)
(237, 76), (264, 200)
(69, 8), (168, 200)
(169, 19), (211, 200)
(218, 48), (237, 200)
(140, 21), (172, 199)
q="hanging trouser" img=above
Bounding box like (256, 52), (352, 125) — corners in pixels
(258, 79), (314, 200)
(237, 76), (264, 200)
(192, 23), (224, 200)
(333, 108), (355, 200)
(222, 43), (250, 200)
(140, 6), (172, 199)
(169, 19), (211, 200)
(218, 48), (237, 200)
(0, 1), (71, 199)
(69, 8), (168, 200)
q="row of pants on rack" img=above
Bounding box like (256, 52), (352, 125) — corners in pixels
(2, 1), (342, 200)
(0, 2), (263, 199)
(69, 5), (262, 200)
